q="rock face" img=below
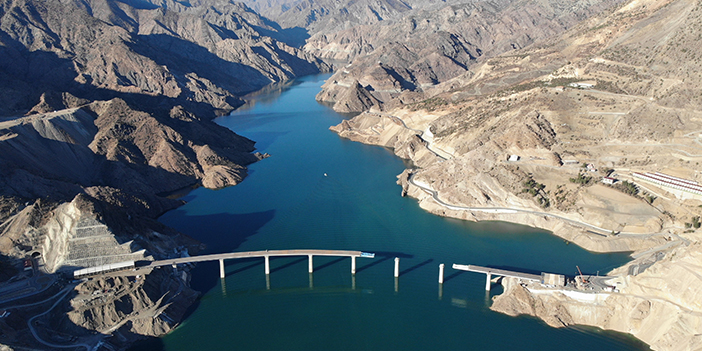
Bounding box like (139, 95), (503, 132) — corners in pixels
(312, 0), (625, 112)
(329, 0), (702, 349)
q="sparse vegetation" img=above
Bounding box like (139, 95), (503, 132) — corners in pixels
(601, 168), (615, 176)
(410, 97), (449, 112)
(685, 216), (702, 229)
(522, 176), (550, 208)
(569, 172), (593, 185)
(613, 180), (639, 196)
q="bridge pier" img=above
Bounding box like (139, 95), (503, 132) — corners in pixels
(485, 272), (492, 291)
(219, 259), (225, 279)
(308, 255), (313, 273)
(394, 257), (400, 278)
(265, 256), (270, 275)
(438, 263), (444, 284)
(351, 256), (356, 275)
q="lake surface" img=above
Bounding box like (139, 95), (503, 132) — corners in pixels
(146, 75), (648, 350)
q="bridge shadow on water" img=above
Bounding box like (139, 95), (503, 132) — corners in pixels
(269, 257), (307, 274)
(443, 270), (465, 283)
(355, 251), (413, 273)
(399, 258), (434, 276)
(224, 258), (264, 278)
(314, 257), (347, 272)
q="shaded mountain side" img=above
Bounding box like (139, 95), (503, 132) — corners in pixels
(0, 98), (263, 217)
(312, 0), (625, 112)
(0, 0), (329, 118)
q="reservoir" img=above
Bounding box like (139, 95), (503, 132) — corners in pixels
(148, 74), (648, 350)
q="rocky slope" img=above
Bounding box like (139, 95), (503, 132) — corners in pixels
(312, 0), (626, 112)
(330, 0), (702, 349)
(0, 0), (329, 117)
(240, 0), (444, 35)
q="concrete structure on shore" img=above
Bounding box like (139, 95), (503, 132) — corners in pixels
(452, 264), (565, 291)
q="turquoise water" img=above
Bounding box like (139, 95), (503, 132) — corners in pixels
(147, 75), (648, 350)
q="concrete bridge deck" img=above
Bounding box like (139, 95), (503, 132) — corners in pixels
(452, 264), (543, 291)
(144, 249), (375, 278)
(452, 264), (542, 281)
(147, 249), (369, 268)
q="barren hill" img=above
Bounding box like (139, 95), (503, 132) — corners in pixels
(0, 0), (329, 117)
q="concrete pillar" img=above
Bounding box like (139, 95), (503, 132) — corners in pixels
(219, 259), (225, 279)
(265, 256), (270, 275)
(265, 274), (270, 290)
(309, 273), (314, 289)
(438, 263), (444, 284)
(394, 257), (400, 278)
(394, 277), (399, 293)
(485, 272), (492, 291)
(352, 274), (356, 290)
(308, 255), (313, 273)
(351, 256), (356, 275)
(438, 283), (443, 301)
